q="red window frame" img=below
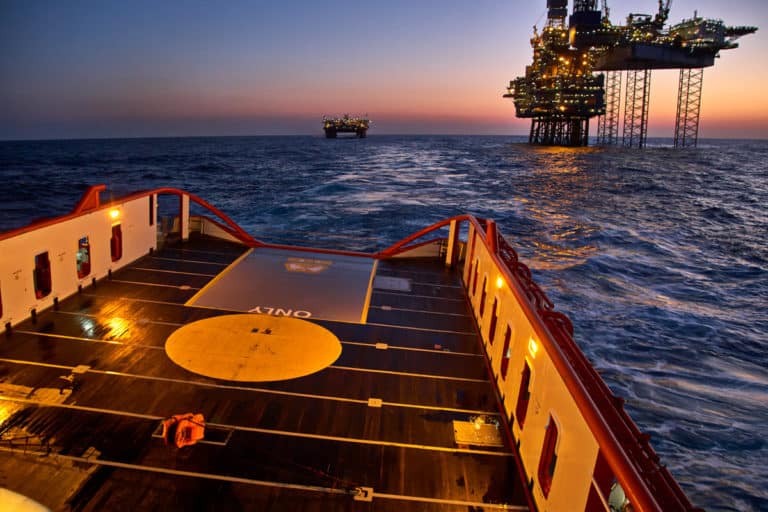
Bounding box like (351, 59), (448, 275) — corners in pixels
(488, 298), (498, 344)
(479, 276), (488, 317)
(538, 415), (559, 497)
(500, 326), (512, 378)
(76, 236), (91, 279)
(110, 224), (123, 262)
(516, 361), (531, 428)
(585, 451), (615, 511)
(33, 251), (52, 299)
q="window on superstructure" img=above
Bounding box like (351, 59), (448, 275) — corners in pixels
(479, 276), (488, 317)
(76, 236), (91, 279)
(537, 415), (559, 497)
(33, 251), (52, 299)
(110, 224), (123, 262)
(149, 195), (155, 226)
(501, 326), (513, 378)
(488, 298), (498, 345)
(516, 361), (531, 428)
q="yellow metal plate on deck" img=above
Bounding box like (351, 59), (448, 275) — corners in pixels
(165, 314), (342, 382)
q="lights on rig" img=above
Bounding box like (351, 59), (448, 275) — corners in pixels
(109, 209), (120, 220)
(496, 276), (504, 289)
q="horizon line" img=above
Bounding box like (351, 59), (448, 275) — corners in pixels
(2, 133), (767, 143)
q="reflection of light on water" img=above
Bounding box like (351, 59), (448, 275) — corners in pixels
(528, 239), (599, 271)
(670, 378), (767, 409)
(508, 153), (605, 271)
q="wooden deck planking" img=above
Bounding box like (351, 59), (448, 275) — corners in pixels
(370, 293), (471, 315)
(315, 320), (481, 355)
(83, 280), (199, 304)
(113, 267), (214, 289)
(365, 306), (476, 334)
(0, 236), (529, 511)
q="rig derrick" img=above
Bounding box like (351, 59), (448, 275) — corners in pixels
(504, 0), (605, 147)
(505, 1), (757, 148)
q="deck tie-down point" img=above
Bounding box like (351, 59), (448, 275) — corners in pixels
(353, 486), (374, 502)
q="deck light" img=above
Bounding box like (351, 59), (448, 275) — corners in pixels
(496, 276), (504, 289)
(109, 209), (120, 220)
(528, 337), (539, 358)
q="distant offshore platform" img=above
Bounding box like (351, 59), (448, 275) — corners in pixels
(504, 0), (757, 147)
(323, 115), (370, 138)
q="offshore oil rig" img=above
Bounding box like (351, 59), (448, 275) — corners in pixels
(504, 1), (757, 147)
(322, 114), (370, 138)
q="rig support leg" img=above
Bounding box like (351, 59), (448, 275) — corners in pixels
(597, 70), (622, 146)
(622, 69), (651, 149)
(674, 68), (704, 148)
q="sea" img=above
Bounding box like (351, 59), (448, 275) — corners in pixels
(0, 135), (766, 512)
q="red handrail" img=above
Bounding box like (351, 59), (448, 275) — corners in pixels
(379, 214), (698, 512)
(0, 185), (262, 247)
(0, 185), (699, 511)
(376, 215), (469, 258)
(120, 187), (261, 247)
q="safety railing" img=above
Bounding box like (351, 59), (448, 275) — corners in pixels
(376, 214), (698, 512)
(0, 185), (699, 512)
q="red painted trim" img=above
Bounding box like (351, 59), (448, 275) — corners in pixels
(376, 216), (469, 258)
(71, 184), (107, 214)
(0, 186), (698, 511)
(124, 188), (261, 247)
(178, 194), (185, 241)
(394, 215), (696, 510)
(377, 237), (444, 258)
(538, 416), (559, 497)
(463, 216), (695, 512)
(0, 186), (261, 247)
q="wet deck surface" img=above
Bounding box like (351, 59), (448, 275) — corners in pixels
(0, 235), (529, 511)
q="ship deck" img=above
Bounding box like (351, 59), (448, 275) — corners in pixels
(0, 235), (529, 511)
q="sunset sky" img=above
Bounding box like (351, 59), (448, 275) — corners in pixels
(1, 0), (766, 140)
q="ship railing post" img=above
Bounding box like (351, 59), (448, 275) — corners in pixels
(181, 193), (190, 241)
(486, 220), (497, 255)
(445, 219), (459, 268)
(463, 222), (476, 284)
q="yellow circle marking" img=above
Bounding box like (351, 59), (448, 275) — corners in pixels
(165, 314), (342, 382)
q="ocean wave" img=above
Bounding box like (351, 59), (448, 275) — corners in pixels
(0, 135), (766, 511)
